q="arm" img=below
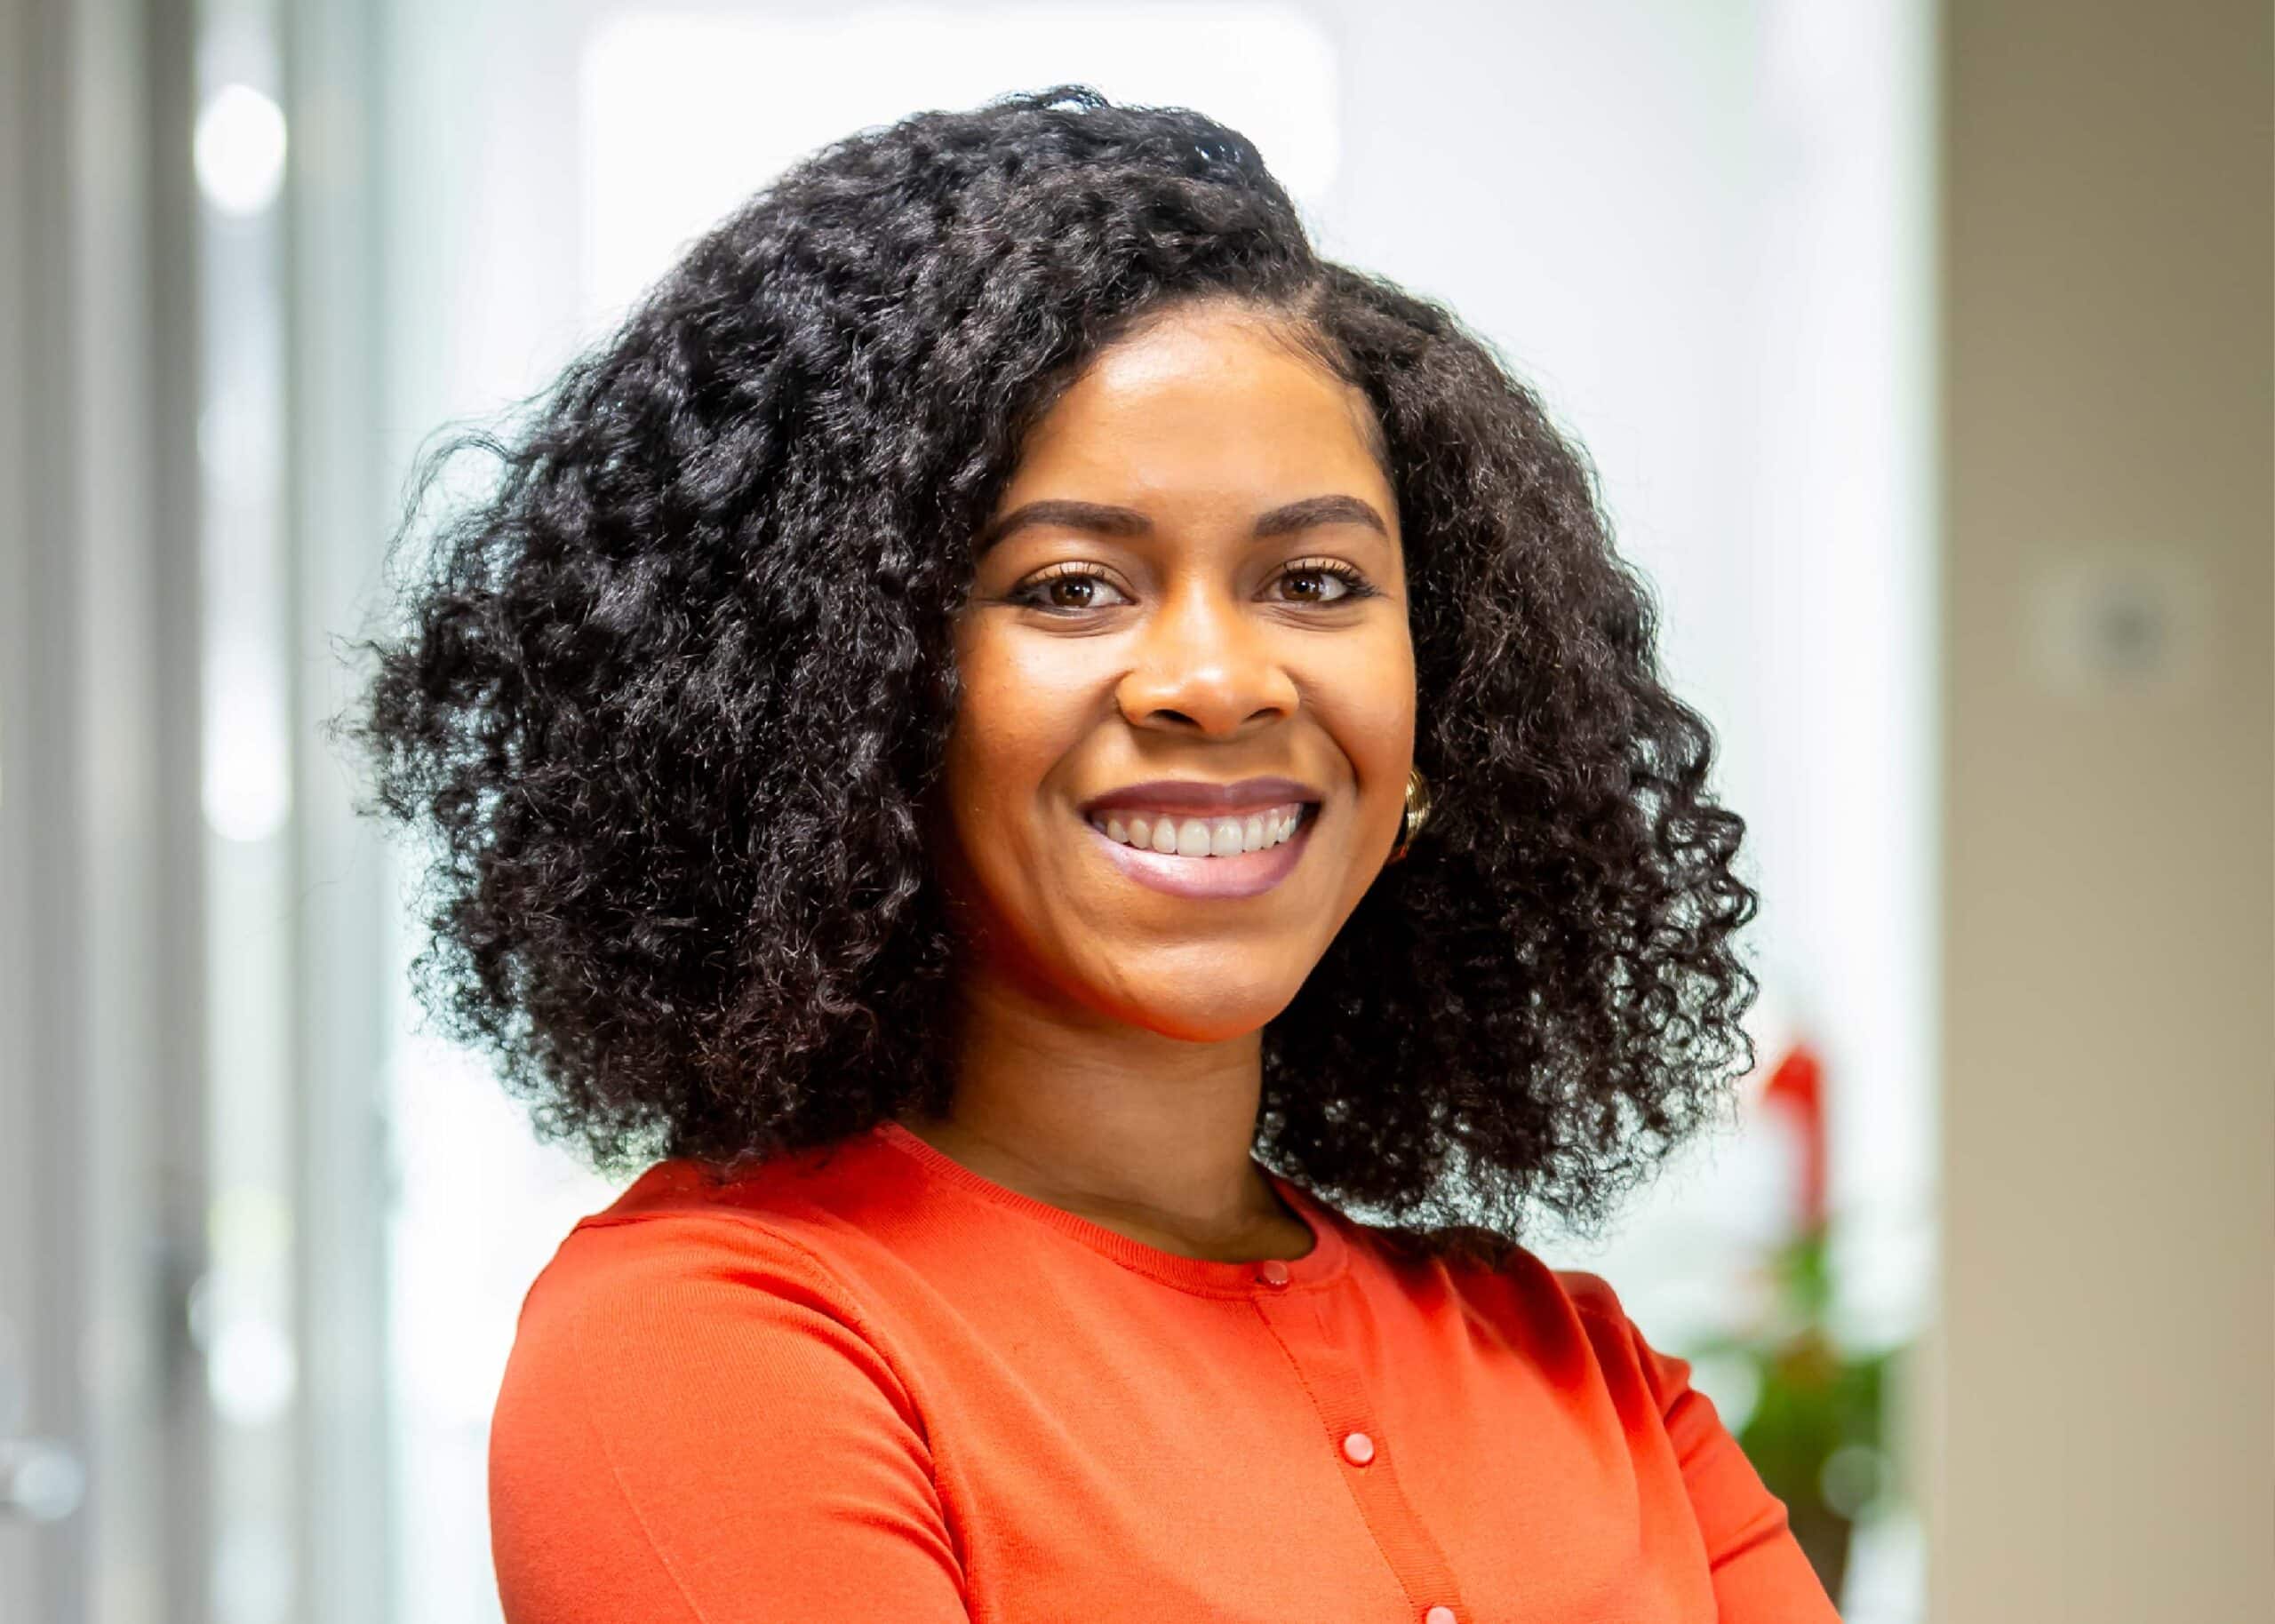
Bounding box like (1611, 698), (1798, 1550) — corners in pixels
(489, 1215), (970, 1623)
(1564, 1270), (1844, 1622)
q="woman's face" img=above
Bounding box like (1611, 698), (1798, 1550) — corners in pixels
(935, 301), (1416, 1041)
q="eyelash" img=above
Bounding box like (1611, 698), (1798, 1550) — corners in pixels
(1007, 559), (1381, 615)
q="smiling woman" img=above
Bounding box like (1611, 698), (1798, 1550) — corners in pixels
(337, 85), (1835, 1624)
(931, 302), (1415, 1008)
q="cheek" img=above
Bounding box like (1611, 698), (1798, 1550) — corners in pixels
(941, 625), (1090, 827)
(1353, 676), (1417, 759)
(1326, 631), (1417, 778)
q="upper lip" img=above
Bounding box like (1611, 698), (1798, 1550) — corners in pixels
(1079, 776), (1323, 818)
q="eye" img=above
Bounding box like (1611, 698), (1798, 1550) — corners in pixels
(1007, 564), (1134, 615)
(1273, 558), (1379, 605)
(1003, 558), (1384, 616)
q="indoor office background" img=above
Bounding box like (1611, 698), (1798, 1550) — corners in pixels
(1, 3), (2266, 1623)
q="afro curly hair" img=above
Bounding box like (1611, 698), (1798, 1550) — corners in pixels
(338, 84), (1761, 1258)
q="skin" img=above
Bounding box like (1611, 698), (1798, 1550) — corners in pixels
(896, 300), (1417, 1263)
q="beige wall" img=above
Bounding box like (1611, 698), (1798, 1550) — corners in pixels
(1933, 1), (2273, 1618)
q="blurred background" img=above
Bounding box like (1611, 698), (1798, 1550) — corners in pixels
(0, 2), (2266, 1620)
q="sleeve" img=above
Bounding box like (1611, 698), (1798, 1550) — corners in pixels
(488, 1215), (970, 1623)
(1561, 1270), (1844, 1623)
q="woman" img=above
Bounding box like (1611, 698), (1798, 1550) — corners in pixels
(347, 86), (1839, 1622)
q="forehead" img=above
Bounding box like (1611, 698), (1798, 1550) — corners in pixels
(1005, 306), (1390, 506)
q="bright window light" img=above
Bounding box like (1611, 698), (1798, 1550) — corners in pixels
(578, 4), (1340, 323)
(195, 84), (288, 217)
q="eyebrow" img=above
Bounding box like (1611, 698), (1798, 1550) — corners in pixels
(974, 493), (1390, 556)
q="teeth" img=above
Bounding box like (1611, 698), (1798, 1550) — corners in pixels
(1092, 801), (1309, 857)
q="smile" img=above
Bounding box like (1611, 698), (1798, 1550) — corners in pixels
(1081, 802), (1318, 899)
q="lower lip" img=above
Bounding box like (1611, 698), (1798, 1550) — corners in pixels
(1081, 807), (1318, 899)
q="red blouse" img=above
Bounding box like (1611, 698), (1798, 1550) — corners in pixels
(489, 1118), (1842, 1621)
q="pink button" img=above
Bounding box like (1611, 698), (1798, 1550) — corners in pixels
(1341, 1430), (1375, 1466)
(1256, 1258), (1290, 1287)
(1425, 1609), (1457, 1624)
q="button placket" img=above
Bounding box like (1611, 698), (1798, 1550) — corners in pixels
(1248, 1280), (1468, 1624)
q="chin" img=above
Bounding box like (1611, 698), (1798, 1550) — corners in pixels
(1098, 974), (1301, 1044)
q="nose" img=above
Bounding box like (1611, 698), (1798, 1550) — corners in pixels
(1113, 573), (1299, 736)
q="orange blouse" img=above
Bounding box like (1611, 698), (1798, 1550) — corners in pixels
(489, 1118), (1842, 1622)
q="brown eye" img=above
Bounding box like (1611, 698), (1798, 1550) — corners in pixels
(1275, 560), (1377, 604)
(1009, 565), (1132, 614)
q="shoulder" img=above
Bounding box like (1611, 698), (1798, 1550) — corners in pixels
(1358, 1216), (1638, 1328)
(491, 1150), (943, 1508)
(1546, 1265), (1687, 1392)
(1357, 1225), (1686, 1409)
(488, 1159), (967, 1620)
(1516, 1262), (1718, 1437)
(1547, 1263), (1644, 1340)
(502, 1158), (908, 1408)
(508, 1141), (907, 1335)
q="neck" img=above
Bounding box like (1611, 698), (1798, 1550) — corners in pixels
(896, 967), (1297, 1256)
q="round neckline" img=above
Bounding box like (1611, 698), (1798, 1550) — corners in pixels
(872, 1118), (1350, 1296)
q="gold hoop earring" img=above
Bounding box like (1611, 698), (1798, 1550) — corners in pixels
(1388, 766), (1431, 864)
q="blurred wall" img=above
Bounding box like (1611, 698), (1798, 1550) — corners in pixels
(1932, 1), (2273, 1618)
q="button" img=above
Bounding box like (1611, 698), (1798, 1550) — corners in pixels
(1255, 1258), (1290, 1287)
(1425, 1609), (1457, 1624)
(1341, 1430), (1375, 1466)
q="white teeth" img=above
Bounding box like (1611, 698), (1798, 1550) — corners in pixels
(1090, 801), (1309, 857)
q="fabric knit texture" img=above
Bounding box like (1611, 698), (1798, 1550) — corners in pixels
(488, 1118), (1844, 1622)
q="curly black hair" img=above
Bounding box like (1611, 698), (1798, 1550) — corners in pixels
(337, 85), (1760, 1258)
